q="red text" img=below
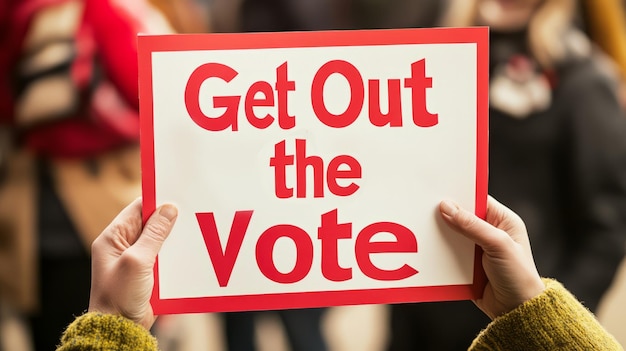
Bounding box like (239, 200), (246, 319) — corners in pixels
(270, 139), (361, 198)
(197, 209), (419, 286)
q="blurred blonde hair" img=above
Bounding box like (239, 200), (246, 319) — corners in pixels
(442, 0), (590, 69)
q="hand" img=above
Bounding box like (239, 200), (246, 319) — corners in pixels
(88, 198), (178, 329)
(439, 196), (545, 319)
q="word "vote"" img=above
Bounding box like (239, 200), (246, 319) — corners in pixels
(198, 209), (419, 287)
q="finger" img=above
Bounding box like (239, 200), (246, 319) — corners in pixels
(93, 198), (144, 254)
(485, 196), (523, 228)
(485, 196), (531, 249)
(127, 204), (178, 261)
(440, 200), (512, 252)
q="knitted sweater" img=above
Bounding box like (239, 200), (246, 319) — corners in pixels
(56, 313), (158, 351)
(469, 279), (622, 350)
(56, 280), (622, 351)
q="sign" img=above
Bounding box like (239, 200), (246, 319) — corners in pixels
(139, 27), (489, 315)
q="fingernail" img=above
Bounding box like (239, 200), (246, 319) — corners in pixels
(159, 204), (178, 222)
(440, 200), (459, 218)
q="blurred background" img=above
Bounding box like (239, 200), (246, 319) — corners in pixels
(1, 0), (626, 350)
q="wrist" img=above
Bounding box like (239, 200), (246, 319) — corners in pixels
(88, 302), (119, 319)
(503, 277), (546, 317)
(519, 276), (546, 306)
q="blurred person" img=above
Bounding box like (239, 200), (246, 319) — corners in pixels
(387, 0), (626, 350)
(235, 0), (445, 32)
(0, 0), (170, 349)
(149, 0), (212, 33)
(0, 217), (33, 351)
(207, 0), (445, 33)
(579, 0), (626, 107)
(209, 0), (245, 33)
(55, 197), (623, 350)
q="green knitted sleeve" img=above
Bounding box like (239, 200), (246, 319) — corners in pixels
(55, 312), (159, 351)
(469, 278), (623, 351)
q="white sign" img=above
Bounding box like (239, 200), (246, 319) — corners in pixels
(139, 27), (489, 314)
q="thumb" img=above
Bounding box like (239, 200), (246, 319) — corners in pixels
(439, 200), (510, 251)
(129, 204), (178, 261)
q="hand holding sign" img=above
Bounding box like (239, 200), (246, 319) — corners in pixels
(439, 197), (545, 319)
(89, 199), (178, 329)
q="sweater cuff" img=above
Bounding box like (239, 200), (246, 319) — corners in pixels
(56, 312), (158, 351)
(469, 278), (622, 350)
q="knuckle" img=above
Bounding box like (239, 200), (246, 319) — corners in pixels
(144, 218), (170, 237)
(502, 210), (526, 232)
(108, 222), (135, 240)
(512, 213), (526, 227)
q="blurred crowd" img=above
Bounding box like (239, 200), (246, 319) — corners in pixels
(1, 0), (626, 350)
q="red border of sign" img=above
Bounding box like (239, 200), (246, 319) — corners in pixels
(139, 27), (489, 314)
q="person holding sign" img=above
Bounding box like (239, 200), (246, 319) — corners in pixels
(54, 197), (622, 350)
